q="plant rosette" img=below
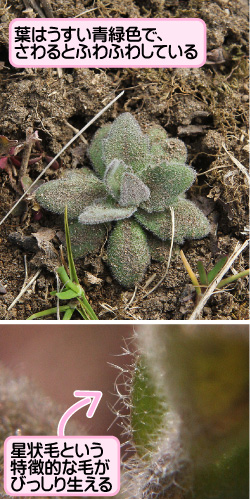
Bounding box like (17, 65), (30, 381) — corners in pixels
(35, 113), (210, 288)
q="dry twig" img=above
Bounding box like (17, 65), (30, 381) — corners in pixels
(40, 0), (53, 17)
(189, 239), (249, 320)
(8, 270), (41, 311)
(222, 143), (250, 184)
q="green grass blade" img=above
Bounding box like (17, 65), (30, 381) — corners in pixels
(75, 305), (89, 320)
(56, 289), (78, 300)
(64, 205), (79, 284)
(62, 307), (75, 320)
(77, 297), (98, 320)
(207, 256), (228, 284)
(217, 269), (250, 289)
(56, 266), (70, 284)
(56, 267), (81, 294)
(28, 209), (98, 321)
(197, 261), (208, 286)
(26, 305), (69, 320)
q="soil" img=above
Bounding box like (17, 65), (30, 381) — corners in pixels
(0, 0), (249, 320)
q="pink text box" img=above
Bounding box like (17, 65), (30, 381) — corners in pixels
(4, 436), (120, 496)
(9, 18), (206, 68)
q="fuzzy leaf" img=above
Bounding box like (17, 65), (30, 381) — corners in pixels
(119, 172), (150, 207)
(148, 143), (168, 165)
(141, 161), (196, 212)
(88, 123), (112, 178)
(137, 326), (249, 498)
(139, 327), (249, 460)
(131, 357), (168, 457)
(107, 219), (151, 288)
(104, 159), (150, 207)
(36, 168), (107, 219)
(147, 125), (169, 165)
(66, 220), (107, 259)
(149, 133), (187, 166)
(104, 159), (132, 200)
(163, 138), (188, 164)
(135, 198), (210, 243)
(103, 113), (150, 173)
(147, 124), (168, 145)
(79, 198), (136, 224)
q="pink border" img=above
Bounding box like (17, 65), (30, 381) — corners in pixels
(4, 435), (120, 497)
(9, 18), (206, 68)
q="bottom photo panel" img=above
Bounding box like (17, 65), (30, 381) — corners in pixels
(0, 323), (249, 499)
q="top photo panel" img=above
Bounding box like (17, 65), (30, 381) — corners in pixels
(0, 0), (249, 320)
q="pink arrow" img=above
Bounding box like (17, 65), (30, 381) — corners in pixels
(57, 390), (103, 437)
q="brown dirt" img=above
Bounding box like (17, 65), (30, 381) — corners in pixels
(0, 0), (249, 320)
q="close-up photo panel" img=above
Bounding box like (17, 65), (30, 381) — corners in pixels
(0, 324), (249, 498)
(0, 0), (249, 499)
